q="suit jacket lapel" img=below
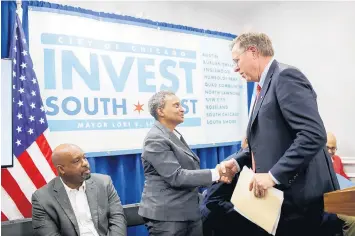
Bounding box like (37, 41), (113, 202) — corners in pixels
(85, 178), (99, 232)
(154, 121), (199, 163)
(174, 130), (200, 164)
(249, 60), (278, 130)
(53, 177), (80, 236)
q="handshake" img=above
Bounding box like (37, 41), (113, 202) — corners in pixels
(215, 159), (239, 184)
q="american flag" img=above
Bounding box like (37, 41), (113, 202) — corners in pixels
(1, 15), (57, 221)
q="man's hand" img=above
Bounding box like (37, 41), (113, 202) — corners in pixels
(249, 173), (276, 198)
(216, 159), (239, 184)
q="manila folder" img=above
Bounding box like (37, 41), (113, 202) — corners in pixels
(230, 166), (284, 235)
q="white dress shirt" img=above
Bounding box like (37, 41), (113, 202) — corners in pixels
(61, 179), (99, 236)
(173, 130), (220, 182)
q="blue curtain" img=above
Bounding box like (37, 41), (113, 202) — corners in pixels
(1, 0), (16, 59)
(87, 144), (240, 235)
(0, 1), (249, 235)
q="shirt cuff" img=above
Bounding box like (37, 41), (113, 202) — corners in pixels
(211, 169), (220, 182)
(269, 171), (280, 185)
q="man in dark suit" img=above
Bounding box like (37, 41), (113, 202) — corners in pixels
(138, 91), (236, 236)
(201, 141), (267, 236)
(200, 153), (260, 236)
(200, 172), (241, 236)
(221, 32), (340, 236)
(32, 144), (127, 236)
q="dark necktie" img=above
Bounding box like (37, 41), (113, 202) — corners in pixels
(252, 84), (262, 113)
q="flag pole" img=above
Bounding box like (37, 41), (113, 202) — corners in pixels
(16, 0), (22, 20)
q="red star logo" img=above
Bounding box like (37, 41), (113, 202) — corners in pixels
(134, 101), (144, 114)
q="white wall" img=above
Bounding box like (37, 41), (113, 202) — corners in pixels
(46, 1), (355, 157)
(235, 1), (355, 158)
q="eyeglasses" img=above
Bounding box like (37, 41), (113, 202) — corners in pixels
(232, 49), (247, 68)
(327, 146), (337, 152)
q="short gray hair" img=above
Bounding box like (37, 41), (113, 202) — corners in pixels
(148, 91), (175, 120)
(231, 32), (274, 57)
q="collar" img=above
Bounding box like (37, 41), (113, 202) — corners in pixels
(258, 57), (275, 88)
(154, 120), (172, 133)
(60, 178), (86, 193)
(173, 130), (182, 139)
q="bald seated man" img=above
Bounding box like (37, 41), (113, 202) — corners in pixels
(32, 144), (127, 236)
(326, 132), (349, 179)
(326, 133), (355, 236)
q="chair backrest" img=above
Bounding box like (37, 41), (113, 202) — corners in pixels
(1, 203), (145, 235)
(1, 218), (32, 236)
(123, 203), (145, 226)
